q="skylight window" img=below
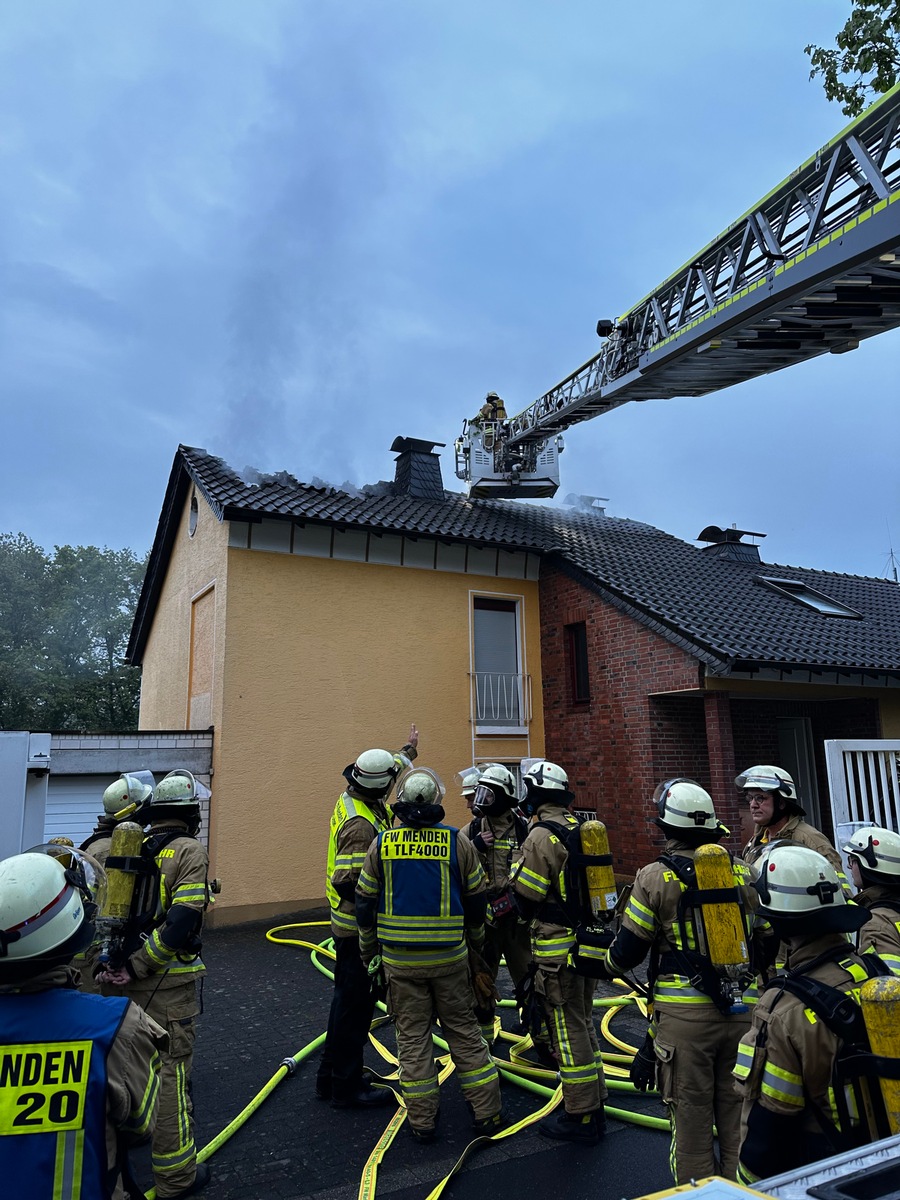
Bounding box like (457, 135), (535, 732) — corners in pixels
(758, 576), (861, 618)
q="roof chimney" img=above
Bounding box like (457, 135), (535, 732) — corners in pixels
(697, 524), (765, 563)
(390, 437), (445, 500)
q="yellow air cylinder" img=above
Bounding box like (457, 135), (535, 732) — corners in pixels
(580, 820), (617, 917)
(101, 821), (144, 922)
(694, 843), (748, 972)
(860, 975), (900, 1135)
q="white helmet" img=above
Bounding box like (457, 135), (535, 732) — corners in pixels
(102, 770), (155, 817)
(753, 843), (866, 931)
(457, 768), (481, 797)
(522, 760), (569, 792)
(153, 770), (209, 807)
(396, 768), (446, 807)
(343, 748), (402, 798)
(735, 765), (797, 800)
(473, 763), (519, 817)
(654, 778), (721, 832)
(842, 827), (900, 882)
(0, 852), (96, 978)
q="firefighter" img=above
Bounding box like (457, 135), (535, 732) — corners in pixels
(510, 759), (608, 1145)
(317, 727), (418, 1108)
(356, 768), (503, 1142)
(842, 826), (900, 972)
(607, 778), (767, 1183)
(734, 843), (894, 1182)
(738, 765), (849, 890)
(77, 772), (155, 995)
(464, 764), (532, 1045)
(0, 848), (164, 1200)
(96, 770), (212, 1199)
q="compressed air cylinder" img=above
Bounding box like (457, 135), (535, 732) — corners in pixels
(860, 975), (900, 1135)
(580, 820), (617, 917)
(694, 843), (749, 971)
(101, 821), (144, 921)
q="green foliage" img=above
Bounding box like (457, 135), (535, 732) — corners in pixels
(806, 0), (900, 116)
(0, 534), (147, 731)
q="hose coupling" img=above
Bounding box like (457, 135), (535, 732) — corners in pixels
(280, 1057), (300, 1076)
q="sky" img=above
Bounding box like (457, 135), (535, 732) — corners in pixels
(1, 0), (897, 579)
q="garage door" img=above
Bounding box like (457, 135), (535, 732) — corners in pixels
(45, 775), (110, 847)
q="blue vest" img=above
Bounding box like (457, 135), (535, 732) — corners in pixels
(376, 823), (465, 949)
(0, 988), (129, 1200)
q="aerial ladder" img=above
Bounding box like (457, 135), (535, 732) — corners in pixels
(456, 82), (900, 500)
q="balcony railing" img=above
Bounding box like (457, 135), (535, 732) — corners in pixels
(470, 672), (531, 733)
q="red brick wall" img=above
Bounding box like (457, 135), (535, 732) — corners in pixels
(539, 564), (883, 875)
(540, 565), (704, 874)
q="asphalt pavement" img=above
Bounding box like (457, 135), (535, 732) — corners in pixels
(129, 910), (674, 1200)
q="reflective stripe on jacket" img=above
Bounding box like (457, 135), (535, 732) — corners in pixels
(326, 793), (391, 936)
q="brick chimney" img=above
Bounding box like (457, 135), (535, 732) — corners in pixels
(390, 437), (445, 500)
(697, 525), (765, 563)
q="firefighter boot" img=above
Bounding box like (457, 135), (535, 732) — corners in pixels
(539, 1106), (605, 1145)
(331, 1079), (395, 1109)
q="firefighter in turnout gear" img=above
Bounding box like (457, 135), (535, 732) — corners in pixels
(607, 778), (768, 1183)
(0, 848), (164, 1200)
(465, 764), (531, 1044)
(317, 727), (418, 1108)
(734, 842), (898, 1182)
(96, 770), (212, 1199)
(842, 827), (900, 973)
(510, 760), (608, 1145)
(738, 765), (849, 892)
(77, 771), (155, 996)
(356, 768), (503, 1142)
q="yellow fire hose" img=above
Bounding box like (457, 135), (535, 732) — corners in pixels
(143, 921), (669, 1200)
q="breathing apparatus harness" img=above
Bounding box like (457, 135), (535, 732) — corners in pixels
(531, 816), (616, 979)
(101, 826), (206, 968)
(653, 852), (754, 1015)
(758, 945), (900, 1149)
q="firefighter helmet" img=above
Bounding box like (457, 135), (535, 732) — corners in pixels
(842, 827), (900, 883)
(343, 748), (402, 799)
(397, 768), (446, 807)
(152, 770), (208, 807)
(523, 760), (569, 792)
(654, 778), (722, 831)
(472, 763), (519, 817)
(102, 770), (155, 817)
(753, 843), (867, 932)
(0, 851), (98, 979)
(457, 768), (481, 797)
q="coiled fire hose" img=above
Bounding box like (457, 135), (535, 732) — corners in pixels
(143, 921), (668, 1200)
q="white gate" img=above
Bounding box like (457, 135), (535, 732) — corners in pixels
(824, 740), (900, 874)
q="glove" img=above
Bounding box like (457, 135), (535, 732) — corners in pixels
(630, 1032), (657, 1093)
(367, 954), (387, 1002)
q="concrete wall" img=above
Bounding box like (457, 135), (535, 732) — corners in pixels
(211, 544), (544, 923)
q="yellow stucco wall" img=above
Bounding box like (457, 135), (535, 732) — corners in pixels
(139, 491), (229, 732)
(211, 545), (544, 921)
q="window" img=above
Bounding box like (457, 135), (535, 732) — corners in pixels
(565, 622), (590, 702)
(473, 596), (524, 730)
(757, 576), (861, 618)
(189, 494), (199, 537)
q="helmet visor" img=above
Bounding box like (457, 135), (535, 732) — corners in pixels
(735, 770), (783, 791)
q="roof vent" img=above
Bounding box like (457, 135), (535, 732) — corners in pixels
(697, 524), (765, 563)
(563, 494), (609, 515)
(390, 437), (446, 500)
